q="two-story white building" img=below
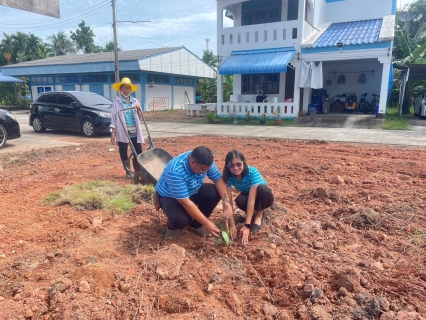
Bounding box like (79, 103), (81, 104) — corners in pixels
(216, 0), (396, 120)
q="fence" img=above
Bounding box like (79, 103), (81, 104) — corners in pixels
(147, 97), (170, 111)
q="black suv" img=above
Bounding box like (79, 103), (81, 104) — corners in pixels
(29, 91), (112, 137)
(0, 108), (21, 149)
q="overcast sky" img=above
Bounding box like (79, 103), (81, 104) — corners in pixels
(0, 0), (418, 59)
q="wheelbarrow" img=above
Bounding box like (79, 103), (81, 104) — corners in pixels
(118, 106), (172, 185)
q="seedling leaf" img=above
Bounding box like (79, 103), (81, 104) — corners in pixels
(215, 237), (222, 245)
(221, 230), (230, 246)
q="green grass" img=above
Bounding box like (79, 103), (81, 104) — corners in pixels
(197, 117), (294, 126)
(44, 180), (155, 214)
(382, 107), (409, 130)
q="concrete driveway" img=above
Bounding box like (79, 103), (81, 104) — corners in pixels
(1, 110), (426, 155)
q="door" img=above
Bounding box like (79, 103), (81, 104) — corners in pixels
(56, 93), (79, 130)
(89, 84), (104, 97)
(37, 93), (58, 128)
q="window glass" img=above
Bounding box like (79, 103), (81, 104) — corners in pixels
(148, 74), (170, 84)
(241, 73), (279, 94)
(43, 94), (57, 104)
(58, 94), (75, 106)
(242, 0), (282, 26)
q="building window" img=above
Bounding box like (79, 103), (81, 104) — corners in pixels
(242, 0), (282, 26)
(283, 29), (286, 40)
(175, 77), (192, 85)
(241, 73), (280, 94)
(255, 31), (258, 42)
(273, 29), (277, 41)
(148, 74), (170, 84)
(121, 73), (140, 82)
(288, 0), (299, 21)
(31, 76), (53, 84)
(246, 32), (250, 43)
(264, 30), (268, 41)
(230, 34), (233, 44)
(292, 28), (298, 39)
(221, 35), (225, 45)
(238, 33), (241, 43)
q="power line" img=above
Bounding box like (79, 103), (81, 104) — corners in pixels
(0, 3), (110, 31)
(0, 0), (109, 25)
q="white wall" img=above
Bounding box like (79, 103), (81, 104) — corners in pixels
(316, 0), (393, 26)
(322, 59), (383, 103)
(174, 86), (194, 109)
(144, 84), (172, 111)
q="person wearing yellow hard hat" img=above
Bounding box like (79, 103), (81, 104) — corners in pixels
(110, 77), (145, 179)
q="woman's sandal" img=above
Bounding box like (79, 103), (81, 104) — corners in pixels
(251, 215), (265, 234)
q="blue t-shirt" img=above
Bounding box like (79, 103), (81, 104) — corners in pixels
(156, 151), (222, 199)
(226, 166), (266, 193)
(121, 96), (136, 137)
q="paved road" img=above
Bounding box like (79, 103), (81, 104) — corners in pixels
(1, 112), (425, 155)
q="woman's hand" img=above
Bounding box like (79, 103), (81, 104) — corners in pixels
(241, 226), (250, 245)
(229, 221), (238, 240)
(110, 134), (116, 145)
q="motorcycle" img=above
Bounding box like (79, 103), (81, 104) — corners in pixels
(345, 92), (357, 113)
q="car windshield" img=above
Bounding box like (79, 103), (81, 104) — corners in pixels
(73, 92), (112, 109)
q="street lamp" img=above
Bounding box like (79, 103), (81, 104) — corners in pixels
(111, 0), (150, 92)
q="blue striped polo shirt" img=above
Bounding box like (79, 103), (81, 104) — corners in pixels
(156, 151), (222, 199)
(226, 166), (266, 193)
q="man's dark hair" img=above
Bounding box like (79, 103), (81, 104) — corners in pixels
(191, 146), (214, 166)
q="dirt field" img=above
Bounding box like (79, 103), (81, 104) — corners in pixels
(1, 113), (426, 319)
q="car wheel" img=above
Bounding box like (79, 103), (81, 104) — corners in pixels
(32, 116), (46, 133)
(81, 119), (97, 137)
(414, 107), (418, 116)
(0, 124), (7, 149)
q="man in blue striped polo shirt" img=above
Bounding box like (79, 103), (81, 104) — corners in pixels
(155, 146), (233, 239)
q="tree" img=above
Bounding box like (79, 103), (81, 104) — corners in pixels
(196, 49), (218, 102)
(0, 32), (49, 64)
(202, 49), (217, 69)
(70, 20), (96, 54)
(47, 31), (77, 56)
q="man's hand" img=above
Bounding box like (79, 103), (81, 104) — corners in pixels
(225, 202), (233, 219)
(203, 220), (220, 238)
(229, 221), (238, 240)
(241, 226), (250, 245)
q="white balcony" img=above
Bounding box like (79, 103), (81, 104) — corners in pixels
(218, 20), (301, 56)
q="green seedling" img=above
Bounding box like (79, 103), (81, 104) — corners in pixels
(215, 223), (232, 246)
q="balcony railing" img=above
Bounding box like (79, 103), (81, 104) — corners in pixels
(216, 102), (297, 119)
(219, 20), (301, 54)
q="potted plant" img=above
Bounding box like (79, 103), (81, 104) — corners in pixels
(205, 112), (215, 124)
(260, 113), (266, 125)
(273, 106), (282, 125)
(221, 115), (229, 124)
(245, 111), (251, 124)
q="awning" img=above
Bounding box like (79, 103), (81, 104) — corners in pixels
(0, 71), (25, 83)
(219, 47), (296, 75)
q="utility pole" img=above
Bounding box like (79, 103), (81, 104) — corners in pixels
(111, 0), (150, 95)
(112, 0), (119, 85)
(205, 38), (210, 50)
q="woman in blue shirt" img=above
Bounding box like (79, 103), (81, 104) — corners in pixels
(110, 77), (144, 179)
(223, 150), (274, 244)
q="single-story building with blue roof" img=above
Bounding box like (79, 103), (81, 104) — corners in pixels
(0, 46), (216, 111)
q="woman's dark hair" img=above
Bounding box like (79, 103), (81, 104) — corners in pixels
(191, 146), (214, 166)
(222, 150), (249, 183)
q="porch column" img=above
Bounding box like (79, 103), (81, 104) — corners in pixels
(217, 74), (223, 105)
(292, 61), (301, 114)
(378, 59), (391, 118)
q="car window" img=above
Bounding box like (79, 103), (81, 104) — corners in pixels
(38, 96), (46, 103)
(43, 94), (57, 104)
(72, 92), (112, 109)
(58, 94), (75, 106)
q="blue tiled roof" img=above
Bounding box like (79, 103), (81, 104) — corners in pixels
(313, 19), (383, 48)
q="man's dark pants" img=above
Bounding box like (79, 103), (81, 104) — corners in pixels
(159, 183), (221, 230)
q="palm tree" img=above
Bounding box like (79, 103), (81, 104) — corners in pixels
(0, 33), (14, 64)
(47, 31), (77, 56)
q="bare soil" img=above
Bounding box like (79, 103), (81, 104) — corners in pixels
(0, 112), (426, 319)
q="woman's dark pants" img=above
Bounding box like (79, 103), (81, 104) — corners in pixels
(118, 137), (142, 171)
(159, 183), (221, 230)
(235, 184), (274, 212)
